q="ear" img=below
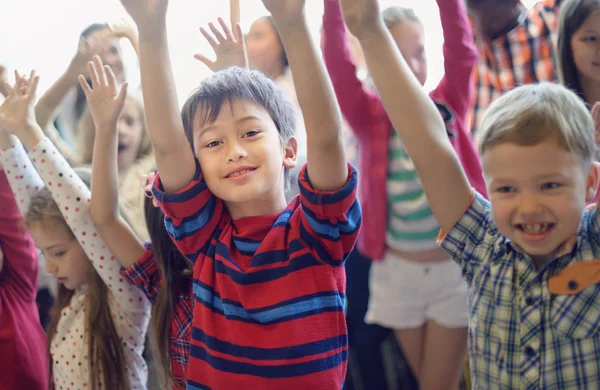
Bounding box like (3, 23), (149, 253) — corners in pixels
(283, 137), (298, 169)
(585, 161), (600, 203)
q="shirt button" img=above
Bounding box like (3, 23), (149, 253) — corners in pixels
(525, 297), (535, 306)
(525, 346), (536, 357)
(568, 280), (578, 291)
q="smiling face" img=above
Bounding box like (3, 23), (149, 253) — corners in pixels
(29, 220), (90, 290)
(571, 11), (600, 87)
(192, 99), (297, 218)
(483, 138), (599, 266)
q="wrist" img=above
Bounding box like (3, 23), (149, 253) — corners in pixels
(20, 125), (45, 151)
(137, 22), (167, 42)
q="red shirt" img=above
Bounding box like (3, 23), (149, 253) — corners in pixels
(0, 169), (48, 390)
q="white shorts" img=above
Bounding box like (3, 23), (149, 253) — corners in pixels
(365, 251), (468, 329)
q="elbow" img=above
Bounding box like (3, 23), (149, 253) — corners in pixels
(89, 208), (119, 229)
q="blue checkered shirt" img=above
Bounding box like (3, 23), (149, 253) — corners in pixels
(439, 192), (600, 389)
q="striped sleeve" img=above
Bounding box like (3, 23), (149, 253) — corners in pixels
(152, 159), (224, 262)
(120, 245), (161, 304)
(298, 163), (361, 267)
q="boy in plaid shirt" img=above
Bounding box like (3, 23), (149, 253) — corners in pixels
(339, 0), (600, 387)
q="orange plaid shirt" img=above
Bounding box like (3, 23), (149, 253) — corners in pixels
(470, 0), (561, 137)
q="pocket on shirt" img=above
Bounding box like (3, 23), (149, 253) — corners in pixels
(550, 283), (600, 340)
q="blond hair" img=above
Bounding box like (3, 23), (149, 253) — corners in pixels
(381, 6), (423, 29)
(76, 93), (152, 166)
(478, 83), (596, 164)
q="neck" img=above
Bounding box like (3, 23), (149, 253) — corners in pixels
(226, 188), (288, 221)
(581, 77), (600, 107)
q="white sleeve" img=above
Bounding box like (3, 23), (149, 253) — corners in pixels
(28, 137), (150, 313)
(0, 141), (45, 216)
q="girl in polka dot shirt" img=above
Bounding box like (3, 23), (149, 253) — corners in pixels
(0, 71), (151, 389)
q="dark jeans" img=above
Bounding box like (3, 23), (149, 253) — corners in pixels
(345, 249), (418, 390)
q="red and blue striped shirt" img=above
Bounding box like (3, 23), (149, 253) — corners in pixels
(153, 162), (361, 389)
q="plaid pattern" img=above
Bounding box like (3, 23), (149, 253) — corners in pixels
(470, 0), (561, 137)
(121, 247), (193, 390)
(440, 193), (600, 389)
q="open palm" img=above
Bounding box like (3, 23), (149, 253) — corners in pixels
(0, 70), (40, 136)
(79, 56), (128, 131)
(194, 18), (248, 72)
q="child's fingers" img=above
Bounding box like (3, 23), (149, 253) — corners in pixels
(117, 82), (129, 105)
(234, 23), (244, 43)
(87, 61), (100, 89)
(104, 65), (118, 90)
(193, 53), (215, 69)
(217, 17), (234, 41)
(200, 27), (219, 48)
(93, 56), (107, 86)
(208, 22), (226, 43)
(27, 74), (40, 101)
(78, 75), (93, 97)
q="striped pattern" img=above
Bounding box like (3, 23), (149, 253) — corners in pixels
(121, 246), (193, 390)
(470, 0), (561, 137)
(386, 133), (440, 252)
(440, 192), (600, 389)
(153, 162), (361, 389)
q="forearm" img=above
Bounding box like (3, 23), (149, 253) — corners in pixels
(137, 28), (196, 192)
(35, 70), (77, 130)
(90, 128), (120, 225)
(273, 15), (347, 190)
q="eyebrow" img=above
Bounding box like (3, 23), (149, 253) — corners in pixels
(198, 116), (264, 137)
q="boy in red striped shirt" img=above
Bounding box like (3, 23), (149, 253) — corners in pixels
(120, 0), (361, 388)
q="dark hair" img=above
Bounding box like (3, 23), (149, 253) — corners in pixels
(259, 16), (289, 68)
(143, 193), (192, 387)
(180, 66), (296, 184)
(25, 167), (129, 390)
(557, 0), (600, 104)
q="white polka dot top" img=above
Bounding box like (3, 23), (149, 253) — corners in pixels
(1, 138), (152, 390)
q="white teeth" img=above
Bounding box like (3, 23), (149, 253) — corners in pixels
(229, 169), (250, 177)
(522, 223), (549, 233)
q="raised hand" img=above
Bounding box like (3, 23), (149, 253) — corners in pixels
(261, 0), (306, 21)
(108, 18), (138, 39)
(0, 65), (9, 97)
(194, 17), (248, 72)
(78, 56), (128, 131)
(0, 70), (40, 136)
(119, 0), (169, 34)
(66, 34), (107, 82)
(339, 0), (383, 39)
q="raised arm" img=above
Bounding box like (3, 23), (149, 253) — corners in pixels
(263, 0), (348, 190)
(120, 0), (196, 193)
(321, 0), (385, 140)
(340, 0), (472, 233)
(430, 0), (478, 121)
(82, 56), (145, 267)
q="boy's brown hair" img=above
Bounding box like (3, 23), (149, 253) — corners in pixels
(478, 82), (596, 164)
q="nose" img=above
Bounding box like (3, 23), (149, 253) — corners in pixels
(45, 258), (57, 275)
(227, 141), (247, 162)
(518, 192), (544, 217)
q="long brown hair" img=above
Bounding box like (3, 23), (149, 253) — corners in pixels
(143, 194), (192, 387)
(557, 0), (600, 104)
(25, 170), (129, 390)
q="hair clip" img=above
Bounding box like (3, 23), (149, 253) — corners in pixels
(140, 172), (159, 208)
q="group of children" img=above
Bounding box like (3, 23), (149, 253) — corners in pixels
(0, 0), (599, 389)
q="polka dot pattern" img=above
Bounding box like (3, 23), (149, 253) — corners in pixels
(2, 139), (151, 389)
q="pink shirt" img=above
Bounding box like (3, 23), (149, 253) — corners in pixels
(322, 0), (487, 260)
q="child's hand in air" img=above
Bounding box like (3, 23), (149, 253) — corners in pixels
(339, 0), (383, 39)
(0, 70), (40, 137)
(66, 33), (109, 82)
(0, 65), (9, 97)
(194, 17), (248, 72)
(261, 0), (306, 22)
(78, 56), (128, 132)
(108, 18), (138, 40)
(120, 0), (169, 34)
